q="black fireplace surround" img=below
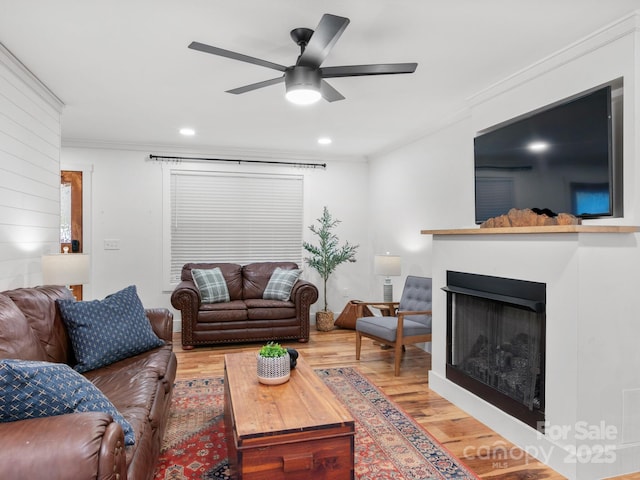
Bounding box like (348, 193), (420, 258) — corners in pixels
(443, 271), (546, 428)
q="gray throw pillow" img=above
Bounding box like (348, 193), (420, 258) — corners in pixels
(263, 267), (301, 301)
(191, 267), (231, 303)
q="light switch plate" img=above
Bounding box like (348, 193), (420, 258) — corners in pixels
(104, 239), (120, 250)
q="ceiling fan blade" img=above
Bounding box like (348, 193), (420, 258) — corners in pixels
(297, 14), (350, 68)
(322, 63), (418, 78)
(226, 76), (285, 95)
(320, 80), (345, 102)
(189, 41), (287, 72)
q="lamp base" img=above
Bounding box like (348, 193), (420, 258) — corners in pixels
(382, 282), (393, 303)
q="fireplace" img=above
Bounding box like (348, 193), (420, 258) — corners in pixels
(443, 271), (545, 428)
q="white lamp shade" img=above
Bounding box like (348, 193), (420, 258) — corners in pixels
(374, 254), (401, 277)
(42, 253), (90, 285)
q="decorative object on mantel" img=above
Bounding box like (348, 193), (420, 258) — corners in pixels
(480, 208), (581, 228)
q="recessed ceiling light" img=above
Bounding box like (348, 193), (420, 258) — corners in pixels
(527, 141), (549, 152)
(180, 128), (195, 136)
(318, 137), (332, 145)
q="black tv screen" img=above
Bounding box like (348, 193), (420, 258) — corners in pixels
(474, 85), (620, 223)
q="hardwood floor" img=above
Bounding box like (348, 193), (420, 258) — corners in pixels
(171, 328), (636, 480)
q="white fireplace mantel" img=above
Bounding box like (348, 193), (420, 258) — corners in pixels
(422, 225), (640, 235)
(425, 227), (640, 479)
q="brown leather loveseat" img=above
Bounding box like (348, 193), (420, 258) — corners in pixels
(171, 262), (318, 348)
(0, 285), (177, 480)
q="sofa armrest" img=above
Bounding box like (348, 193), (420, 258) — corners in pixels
(291, 280), (319, 341)
(171, 280), (201, 347)
(291, 279), (319, 309)
(0, 412), (126, 480)
(146, 307), (174, 342)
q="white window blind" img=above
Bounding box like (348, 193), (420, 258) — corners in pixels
(475, 177), (514, 222)
(168, 170), (303, 285)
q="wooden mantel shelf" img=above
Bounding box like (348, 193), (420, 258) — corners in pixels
(421, 225), (640, 235)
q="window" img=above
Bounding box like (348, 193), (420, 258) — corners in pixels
(475, 177), (514, 223)
(164, 168), (304, 287)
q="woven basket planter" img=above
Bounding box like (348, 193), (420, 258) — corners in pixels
(256, 353), (290, 385)
(316, 311), (334, 331)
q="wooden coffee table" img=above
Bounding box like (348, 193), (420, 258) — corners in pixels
(224, 351), (355, 479)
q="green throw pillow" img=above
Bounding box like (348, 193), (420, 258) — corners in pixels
(191, 267), (230, 303)
(263, 267), (301, 301)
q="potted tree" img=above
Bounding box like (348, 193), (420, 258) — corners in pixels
(256, 342), (290, 385)
(303, 206), (358, 331)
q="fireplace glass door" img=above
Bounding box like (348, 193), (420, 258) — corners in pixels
(451, 294), (543, 410)
(445, 271), (545, 428)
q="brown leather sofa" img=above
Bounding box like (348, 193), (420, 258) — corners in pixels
(0, 285), (177, 480)
(171, 262), (318, 348)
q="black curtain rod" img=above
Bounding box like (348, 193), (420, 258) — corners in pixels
(149, 154), (326, 169)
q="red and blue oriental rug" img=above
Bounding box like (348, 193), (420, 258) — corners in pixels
(153, 367), (478, 479)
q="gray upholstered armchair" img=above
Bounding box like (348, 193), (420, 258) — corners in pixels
(355, 275), (432, 375)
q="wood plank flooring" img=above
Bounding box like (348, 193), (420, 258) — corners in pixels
(171, 328), (638, 480)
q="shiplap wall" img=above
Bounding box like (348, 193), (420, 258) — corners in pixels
(0, 43), (64, 290)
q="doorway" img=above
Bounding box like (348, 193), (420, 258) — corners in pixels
(60, 170), (84, 299)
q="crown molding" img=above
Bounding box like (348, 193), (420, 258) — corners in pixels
(0, 42), (64, 113)
(61, 138), (367, 163)
(368, 105), (471, 161)
(467, 11), (640, 107)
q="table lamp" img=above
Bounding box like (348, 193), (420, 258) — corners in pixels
(374, 254), (401, 302)
(42, 249), (90, 297)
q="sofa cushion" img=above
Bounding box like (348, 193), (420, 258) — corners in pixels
(0, 359), (135, 445)
(0, 293), (47, 361)
(245, 300), (296, 320)
(191, 268), (230, 303)
(263, 267), (302, 301)
(57, 285), (164, 373)
(3, 286), (75, 364)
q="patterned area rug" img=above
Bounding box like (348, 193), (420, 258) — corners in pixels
(153, 367), (479, 480)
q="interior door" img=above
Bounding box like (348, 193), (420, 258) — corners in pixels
(60, 170), (83, 300)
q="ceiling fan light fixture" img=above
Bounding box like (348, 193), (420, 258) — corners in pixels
(285, 66), (321, 105)
(285, 87), (321, 105)
(189, 14), (418, 104)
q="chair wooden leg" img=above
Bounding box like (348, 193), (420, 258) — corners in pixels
(394, 342), (403, 376)
(355, 331), (362, 360)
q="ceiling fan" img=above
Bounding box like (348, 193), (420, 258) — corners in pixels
(188, 13), (418, 105)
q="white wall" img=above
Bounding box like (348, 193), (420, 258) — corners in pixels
(369, 12), (640, 480)
(366, 115), (475, 295)
(61, 147), (371, 323)
(0, 44), (63, 290)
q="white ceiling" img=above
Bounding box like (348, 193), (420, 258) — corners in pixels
(2, 0), (640, 160)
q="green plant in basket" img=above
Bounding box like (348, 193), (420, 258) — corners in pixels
(303, 206), (359, 313)
(258, 342), (288, 358)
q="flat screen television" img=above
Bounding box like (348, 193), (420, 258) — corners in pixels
(474, 83), (622, 223)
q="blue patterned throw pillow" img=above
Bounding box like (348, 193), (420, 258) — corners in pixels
(263, 267), (301, 301)
(0, 359), (135, 445)
(57, 285), (164, 373)
(191, 267), (230, 303)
